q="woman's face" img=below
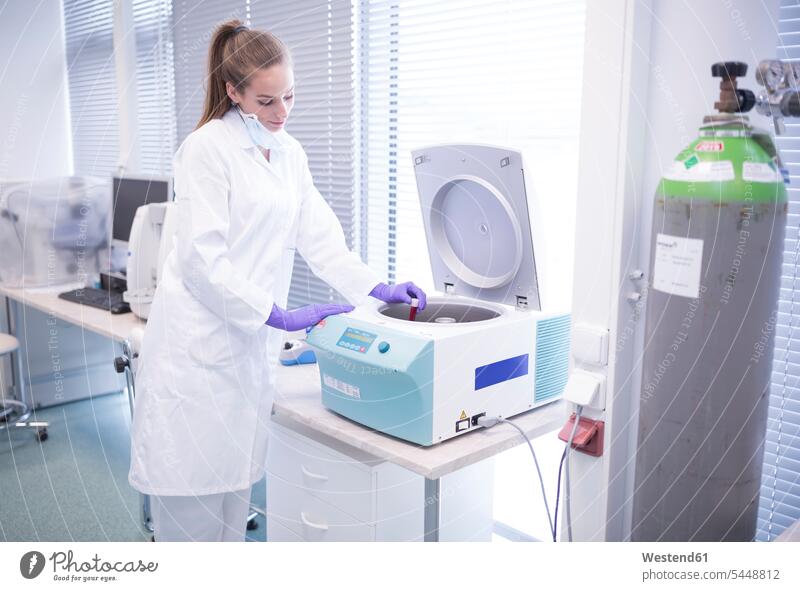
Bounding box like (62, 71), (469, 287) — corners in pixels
(227, 63), (295, 133)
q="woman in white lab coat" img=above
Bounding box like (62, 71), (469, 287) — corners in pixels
(128, 20), (426, 542)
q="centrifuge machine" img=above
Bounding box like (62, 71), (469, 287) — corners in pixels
(306, 144), (570, 446)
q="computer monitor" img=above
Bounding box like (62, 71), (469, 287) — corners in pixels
(112, 175), (172, 242)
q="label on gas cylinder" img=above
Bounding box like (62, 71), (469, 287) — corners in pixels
(695, 141), (724, 152)
(663, 159), (735, 182)
(742, 161), (782, 183)
(653, 234), (704, 299)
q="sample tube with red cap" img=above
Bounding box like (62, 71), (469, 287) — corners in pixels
(409, 298), (419, 321)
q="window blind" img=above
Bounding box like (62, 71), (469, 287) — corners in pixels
(133, 0), (177, 175)
(172, 0), (250, 144)
(360, 0), (586, 309)
(757, 0), (800, 542)
(63, 0), (120, 176)
(251, 0), (361, 307)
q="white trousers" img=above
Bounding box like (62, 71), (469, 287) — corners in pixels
(152, 488), (251, 542)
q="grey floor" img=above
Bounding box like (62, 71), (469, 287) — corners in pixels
(0, 391), (266, 542)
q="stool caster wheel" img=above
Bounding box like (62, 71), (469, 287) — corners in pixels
(36, 427), (48, 442)
(247, 517), (258, 531)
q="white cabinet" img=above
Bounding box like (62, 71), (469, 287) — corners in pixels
(266, 422), (494, 541)
(266, 518), (304, 542)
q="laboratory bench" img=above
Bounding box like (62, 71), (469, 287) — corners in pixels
(271, 363), (565, 541)
(0, 284), (145, 344)
(1, 284), (565, 541)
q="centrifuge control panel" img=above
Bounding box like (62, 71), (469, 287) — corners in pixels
(336, 327), (378, 354)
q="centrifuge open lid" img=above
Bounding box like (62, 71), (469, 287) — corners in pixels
(411, 144), (540, 310)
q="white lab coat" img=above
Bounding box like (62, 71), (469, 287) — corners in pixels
(128, 108), (382, 496)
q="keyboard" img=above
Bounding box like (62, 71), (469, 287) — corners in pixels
(58, 287), (131, 314)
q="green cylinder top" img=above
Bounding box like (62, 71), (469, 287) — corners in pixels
(658, 122), (787, 203)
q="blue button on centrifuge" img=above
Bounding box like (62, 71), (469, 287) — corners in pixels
(378, 341), (390, 353)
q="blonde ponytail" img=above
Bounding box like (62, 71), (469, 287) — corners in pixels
(196, 19), (290, 130)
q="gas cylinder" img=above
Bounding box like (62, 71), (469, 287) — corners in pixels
(632, 62), (787, 541)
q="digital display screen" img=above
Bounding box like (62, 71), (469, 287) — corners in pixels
(336, 327), (377, 354)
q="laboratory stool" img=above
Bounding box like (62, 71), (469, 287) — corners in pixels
(0, 332), (49, 442)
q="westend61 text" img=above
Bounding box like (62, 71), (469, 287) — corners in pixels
(642, 552), (708, 563)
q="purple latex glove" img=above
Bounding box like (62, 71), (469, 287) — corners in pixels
(265, 303), (354, 331)
(369, 281), (427, 310)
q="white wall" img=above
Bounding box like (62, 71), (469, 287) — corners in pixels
(0, 0), (72, 395)
(0, 0), (72, 181)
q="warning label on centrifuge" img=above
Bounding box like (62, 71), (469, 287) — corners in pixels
(653, 234), (704, 299)
(322, 374), (361, 399)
